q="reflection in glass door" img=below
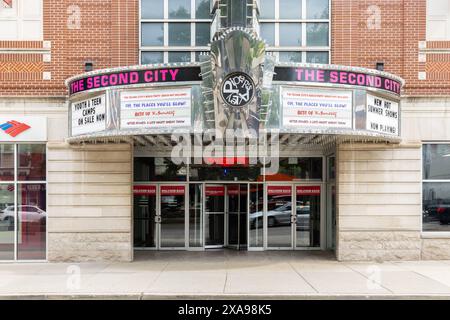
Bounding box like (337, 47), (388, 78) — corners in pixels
(133, 185), (157, 248)
(266, 185), (293, 248)
(226, 184), (248, 250)
(248, 184), (264, 249)
(160, 185), (186, 248)
(295, 186), (321, 248)
(204, 185), (225, 247)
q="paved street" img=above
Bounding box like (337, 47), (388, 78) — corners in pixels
(1, 251), (450, 299)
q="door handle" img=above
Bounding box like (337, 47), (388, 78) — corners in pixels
(155, 216), (162, 223)
(291, 215), (297, 223)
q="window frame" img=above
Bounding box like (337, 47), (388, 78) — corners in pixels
(139, 0), (212, 64)
(259, 0), (331, 64)
(426, 0), (450, 41)
(422, 142), (450, 235)
(0, 0), (43, 41)
(0, 143), (47, 261)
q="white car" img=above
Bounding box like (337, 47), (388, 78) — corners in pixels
(249, 202), (310, 229)
(0, 205), (46, 224)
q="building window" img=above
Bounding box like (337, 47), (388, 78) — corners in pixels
(259, 0), (330, 64)
(423, 144), (450, 232)
(0, 144), (46, 261)
(0, 0), (43, 40)
(426, 0), (450, 40)
(140, 0), (212, 64)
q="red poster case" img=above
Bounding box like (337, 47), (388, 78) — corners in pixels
(296, 186), (321, 196)
(133, 185), (156, 196)
(267, 185), (292, 196)
(160, 185), (185, 196)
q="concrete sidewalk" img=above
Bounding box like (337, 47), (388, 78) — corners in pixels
(1, 251), (450, 299)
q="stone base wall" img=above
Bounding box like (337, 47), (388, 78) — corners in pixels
(47, 142), (133, 262)
(336, 143), (423, 261)
(338, 231), (421, 261)
(421, 238), (450, 260)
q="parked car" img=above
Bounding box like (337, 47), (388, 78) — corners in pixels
(436, 205), (450, 225)
(0, 205), (46, 225)
(249, 202), (311, 229)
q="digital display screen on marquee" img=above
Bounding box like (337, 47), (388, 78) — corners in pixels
(274, 66), (401, 96)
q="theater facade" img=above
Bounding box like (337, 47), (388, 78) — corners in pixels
(1, 0), (450, 262)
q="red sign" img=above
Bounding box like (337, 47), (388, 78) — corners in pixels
(267, 185), (292, 196)
(205, 186), (225, 196)
(296, 186), (321, 196)
(226, 185), (248, 195)
(133, 185), (156, 196)
(204, 157), (249, 167)
(160, 185), (185, 196)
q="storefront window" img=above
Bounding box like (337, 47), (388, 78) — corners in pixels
(0, 144), (14, 181)
(17, 144), (46, 181)
(17, 184), (46, 260)
(134, 157), (187, 182)
(0, 184), (14, 260)
(423, 144), (450, 232)
(0, 144), (46, 261)
(189, 165), (263, 182)
(265, 157), (323, 181)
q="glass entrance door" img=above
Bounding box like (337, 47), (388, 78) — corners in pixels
(295, 185), (321, 248)
(226, 184), (248, 250)
(266, 185), (293, 249)
(159, 185), (186, 249)
(133, 185), (157, 248)
(204, 185), (225, 248)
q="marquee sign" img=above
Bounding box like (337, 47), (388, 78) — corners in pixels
(282, 87), (353, 130)
(68, 66), (202, 95)
(71, 94), (107, 136)
(274, 66), (402, 96)
(120, 87), (192, 129)
(366, 94), (399, 136)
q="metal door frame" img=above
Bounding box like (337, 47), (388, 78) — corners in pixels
(293, 182), (326, 251)
(225, 183), (247, 250)
(264, 183), (294, 250)
(203, 183), (226, 249)
(133, 182), (158, 251)
(158, 183), (188, 250)
(247, 182), (265, 251)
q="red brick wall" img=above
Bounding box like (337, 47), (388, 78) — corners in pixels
(332, 0), (450, 96)
(0, 0), (139, 97)
(1, 0), (449, 97)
